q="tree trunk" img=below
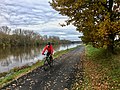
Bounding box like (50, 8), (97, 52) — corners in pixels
(107, 44), (114, 53)
(107, 34), (115, 54)
(107, 0), (115, 54)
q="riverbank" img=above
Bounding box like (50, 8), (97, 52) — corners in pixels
(0, 45), (80, 88)
(0, 43), (81, 73)
(72, 45), (120, 90)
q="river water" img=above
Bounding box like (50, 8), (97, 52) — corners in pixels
(0, 43), (80, 73)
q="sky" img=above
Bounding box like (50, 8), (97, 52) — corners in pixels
(0, 0), (81, 41)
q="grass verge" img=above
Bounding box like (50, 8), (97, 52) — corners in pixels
(0, 45), (80, 88)
(72, 45), (120, 90)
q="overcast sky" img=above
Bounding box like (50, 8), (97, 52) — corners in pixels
(0, 0), (81, 41)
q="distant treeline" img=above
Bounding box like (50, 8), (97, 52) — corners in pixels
(0, 26), (71, 47)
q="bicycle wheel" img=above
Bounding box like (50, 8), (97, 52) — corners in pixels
(50, 59), (54, 67)
(43, 59), (49, 71)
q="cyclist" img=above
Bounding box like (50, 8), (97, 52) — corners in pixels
(42, 42), (54, 61)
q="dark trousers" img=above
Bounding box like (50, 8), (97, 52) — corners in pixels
(47, 52), (53, 60)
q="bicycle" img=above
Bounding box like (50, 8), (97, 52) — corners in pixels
(43, 54), (54, 71)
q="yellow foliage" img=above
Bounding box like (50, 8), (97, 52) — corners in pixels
(50, 0), (120, 49)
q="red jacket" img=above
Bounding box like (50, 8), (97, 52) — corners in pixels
(42, 45), (54, 55)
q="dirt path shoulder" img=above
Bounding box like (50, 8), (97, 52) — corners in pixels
(2, 46), (84, 90)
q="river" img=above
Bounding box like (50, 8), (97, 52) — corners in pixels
(0, 43), (80, 73)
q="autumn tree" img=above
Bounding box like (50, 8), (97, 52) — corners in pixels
(50, 0), (120, 53)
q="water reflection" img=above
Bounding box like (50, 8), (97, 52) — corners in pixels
(0, 43), (80, 73)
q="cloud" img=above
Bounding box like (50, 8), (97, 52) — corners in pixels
(0, 0), (81, 41)
(39, 25), (81, 41)
(0, 0), (62, 26)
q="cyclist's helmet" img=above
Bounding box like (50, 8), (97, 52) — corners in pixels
(47, 42), (51, 46)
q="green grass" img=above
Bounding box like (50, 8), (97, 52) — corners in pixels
(0, 45), (80, 88)
(83, 45), (120, 90)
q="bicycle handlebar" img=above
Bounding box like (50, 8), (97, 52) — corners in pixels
(43, 53), (52, 56)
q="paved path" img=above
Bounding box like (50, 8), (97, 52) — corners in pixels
(2, 46), (84, 90)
